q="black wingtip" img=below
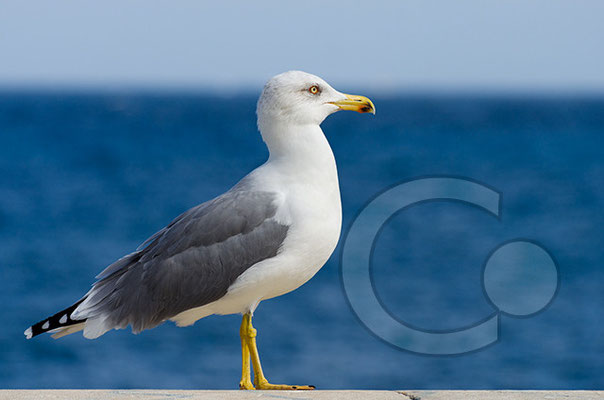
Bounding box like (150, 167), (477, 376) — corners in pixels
(25, 299), (85, 339)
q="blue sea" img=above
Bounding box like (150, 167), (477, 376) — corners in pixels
(1, 91), (603, 389)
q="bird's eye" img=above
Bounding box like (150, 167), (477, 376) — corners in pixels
(308, 85), (320, 95)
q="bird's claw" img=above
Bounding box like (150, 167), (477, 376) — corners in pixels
(254, 379), (315, 390)
(239, 380), (255, 390)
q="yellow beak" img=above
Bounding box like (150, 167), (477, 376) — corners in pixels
(330, 94), (376, 115)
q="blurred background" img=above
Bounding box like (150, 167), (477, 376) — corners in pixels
(1, 0), (603, 390)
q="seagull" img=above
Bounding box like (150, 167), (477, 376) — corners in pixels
(24, 71), (375, 390)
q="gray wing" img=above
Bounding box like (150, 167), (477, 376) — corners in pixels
(72, 186), (288, 334)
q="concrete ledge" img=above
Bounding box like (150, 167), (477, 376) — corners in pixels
(402, 391), (603, 400)
(0, 391), (602, 400)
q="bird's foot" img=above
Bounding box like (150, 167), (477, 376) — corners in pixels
(239, 379), (255, 390)
(254, 378), (315, 390)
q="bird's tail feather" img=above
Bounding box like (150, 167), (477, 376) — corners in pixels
(50, 322), (86, 339)
(24, 300), (86, 339)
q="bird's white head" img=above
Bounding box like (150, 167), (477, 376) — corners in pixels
(257, 71), (375, 133)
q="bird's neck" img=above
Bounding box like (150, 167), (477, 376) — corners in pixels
(261, 123), (337, 175)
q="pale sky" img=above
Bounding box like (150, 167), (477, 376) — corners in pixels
(1, 0), (603, 92)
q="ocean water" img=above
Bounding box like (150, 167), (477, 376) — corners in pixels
(0, 92), (603, 389)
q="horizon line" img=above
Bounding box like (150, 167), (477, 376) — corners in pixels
(1, 83), (604, 98)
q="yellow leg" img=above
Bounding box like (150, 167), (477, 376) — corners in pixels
(239, 315), (254, 390)
(240, 312), (315, 390)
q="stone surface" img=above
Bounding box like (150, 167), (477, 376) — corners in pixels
(0, 390), (402, 400)
(0, 391), (602, 400)
(400, 391), (604, 400)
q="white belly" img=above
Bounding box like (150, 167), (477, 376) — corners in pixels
(171, 163), (342, 326)
(172, 121), (343, 327)
(227, 194), (342, 305)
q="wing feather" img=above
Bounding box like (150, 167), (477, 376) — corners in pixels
(72, 184), (288, 338)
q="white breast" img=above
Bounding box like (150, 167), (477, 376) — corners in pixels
(171, 125), (342, 325)
(224, 138), (342, 306)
